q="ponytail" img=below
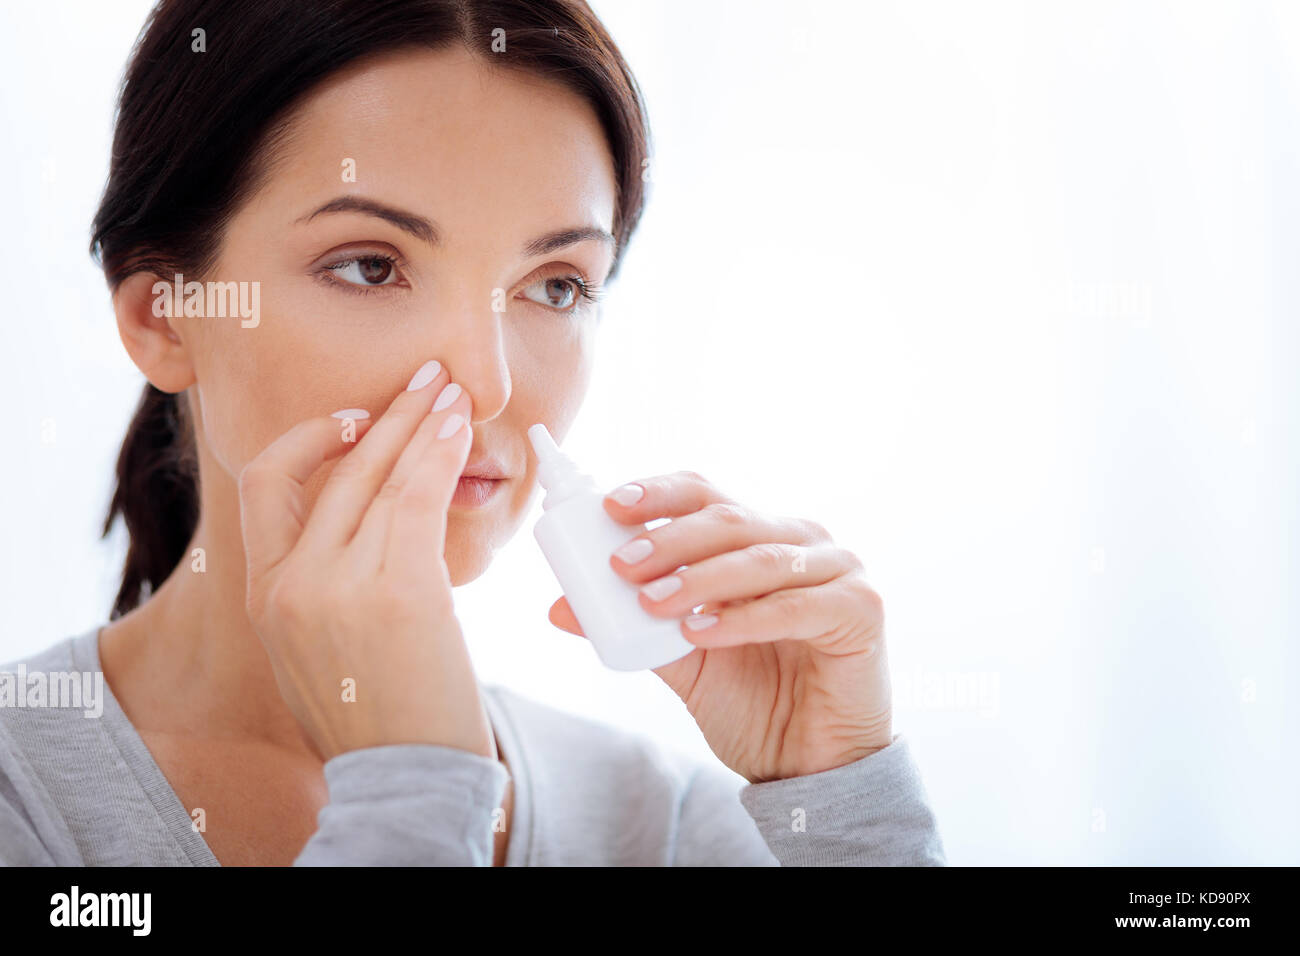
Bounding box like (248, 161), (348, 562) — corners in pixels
(101, 383), (199, 619)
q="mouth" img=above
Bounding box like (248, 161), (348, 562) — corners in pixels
(453, 476), (504, 508)
(460, 453), (507, 481)
(454, 451), (509, 508)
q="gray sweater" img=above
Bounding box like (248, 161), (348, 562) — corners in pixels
(0, 626), (946, 866)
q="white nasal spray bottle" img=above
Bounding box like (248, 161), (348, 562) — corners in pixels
(528, 423), (696, 671)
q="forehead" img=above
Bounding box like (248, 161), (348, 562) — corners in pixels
(260, 44), (617, 243)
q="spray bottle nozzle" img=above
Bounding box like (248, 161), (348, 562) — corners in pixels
(528, 423), (596, 507)
(527, 423), (559, 465)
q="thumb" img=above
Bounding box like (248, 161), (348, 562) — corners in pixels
(547, 596), (585, 637)
(238, 411), (373, 582)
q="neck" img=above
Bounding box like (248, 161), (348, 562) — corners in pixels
(99, 430), (317, 753)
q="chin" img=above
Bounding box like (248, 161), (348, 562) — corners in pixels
(444, 539), (494, 588)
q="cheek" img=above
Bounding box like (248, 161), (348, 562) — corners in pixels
(512, 319), (595, 440)
(189, 321), (276, 480)
(193, 372), (300, 487)
(189, 302), (390, 483)
(503, 322), (595, 518)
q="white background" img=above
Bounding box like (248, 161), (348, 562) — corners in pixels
(0, 0), (1295, 864)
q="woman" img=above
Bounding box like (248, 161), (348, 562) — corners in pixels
(0, 0), (945, 866)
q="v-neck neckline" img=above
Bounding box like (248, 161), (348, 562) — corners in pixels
(78, 623), (529, 866)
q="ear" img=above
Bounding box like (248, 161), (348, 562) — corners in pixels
(113, 271), (196, 393)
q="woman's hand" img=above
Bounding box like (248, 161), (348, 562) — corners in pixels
(237, 360), (494, 763)
(548, 471), (892, 784)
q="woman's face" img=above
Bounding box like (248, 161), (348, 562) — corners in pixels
(180, 45), (617, 583)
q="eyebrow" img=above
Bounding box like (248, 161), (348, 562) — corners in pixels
(298, 196), (438, 244)
(522, 226), (615, 257)
(296, 195), (615, 257)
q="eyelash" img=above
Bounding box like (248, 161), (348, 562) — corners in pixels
(313, 252), (603, 312)
(546, 273), (603, 309)
(314, 252), (406, 297)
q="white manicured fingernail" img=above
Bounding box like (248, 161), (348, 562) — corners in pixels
(437, 412), (466, 439)
(685, 612), (718, 630)
(609, 483), (644, 506)
(614, 537), (653, 564)
(640, 574), (682, 601)
(432, 382), (462, 412)
(331, 408), (370, 419)
(406, 360), (442, 391)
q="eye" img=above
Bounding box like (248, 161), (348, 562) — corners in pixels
(328, 254), (400, 287)
(519, 272), (601, 312)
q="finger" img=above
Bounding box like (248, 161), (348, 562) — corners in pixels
(608, 501), (821, 585)
(602, 470), (735, 525)
(298, 360), (451, 553)
(634, 543), (857, 620)
(349, 380), (471, 573)
(238, 410), (375, 580)
(383, 405), (473, 583)
(547, 594), (726, 637)
(679, 574), (884, 651)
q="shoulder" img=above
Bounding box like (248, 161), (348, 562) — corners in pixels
(0, 627), (110, 865)
(0, 630), (82, 675)
(0, 630), (97, 751)
(0, 628), (112, 781)
(1, 624), (218, 866)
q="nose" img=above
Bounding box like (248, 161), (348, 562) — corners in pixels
(435, 303), (512, 425)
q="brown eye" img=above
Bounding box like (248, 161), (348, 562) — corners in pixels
(521, 276), (581, 310)
(545, 278), (575, 308)
(328, 254), (399, 287)
(357, 257), (392, 284)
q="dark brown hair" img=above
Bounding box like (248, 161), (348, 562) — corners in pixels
(92, 0), (652, 619)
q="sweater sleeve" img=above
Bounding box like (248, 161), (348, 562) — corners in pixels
(294, 744), (509, 866)
(673, 734), (945, 866)
(737, 734), (947, 866)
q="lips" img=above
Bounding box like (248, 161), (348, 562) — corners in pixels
(453, 475), (503, 508)
(453, 448), (509, 509)
(461, 453), (507, 480)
